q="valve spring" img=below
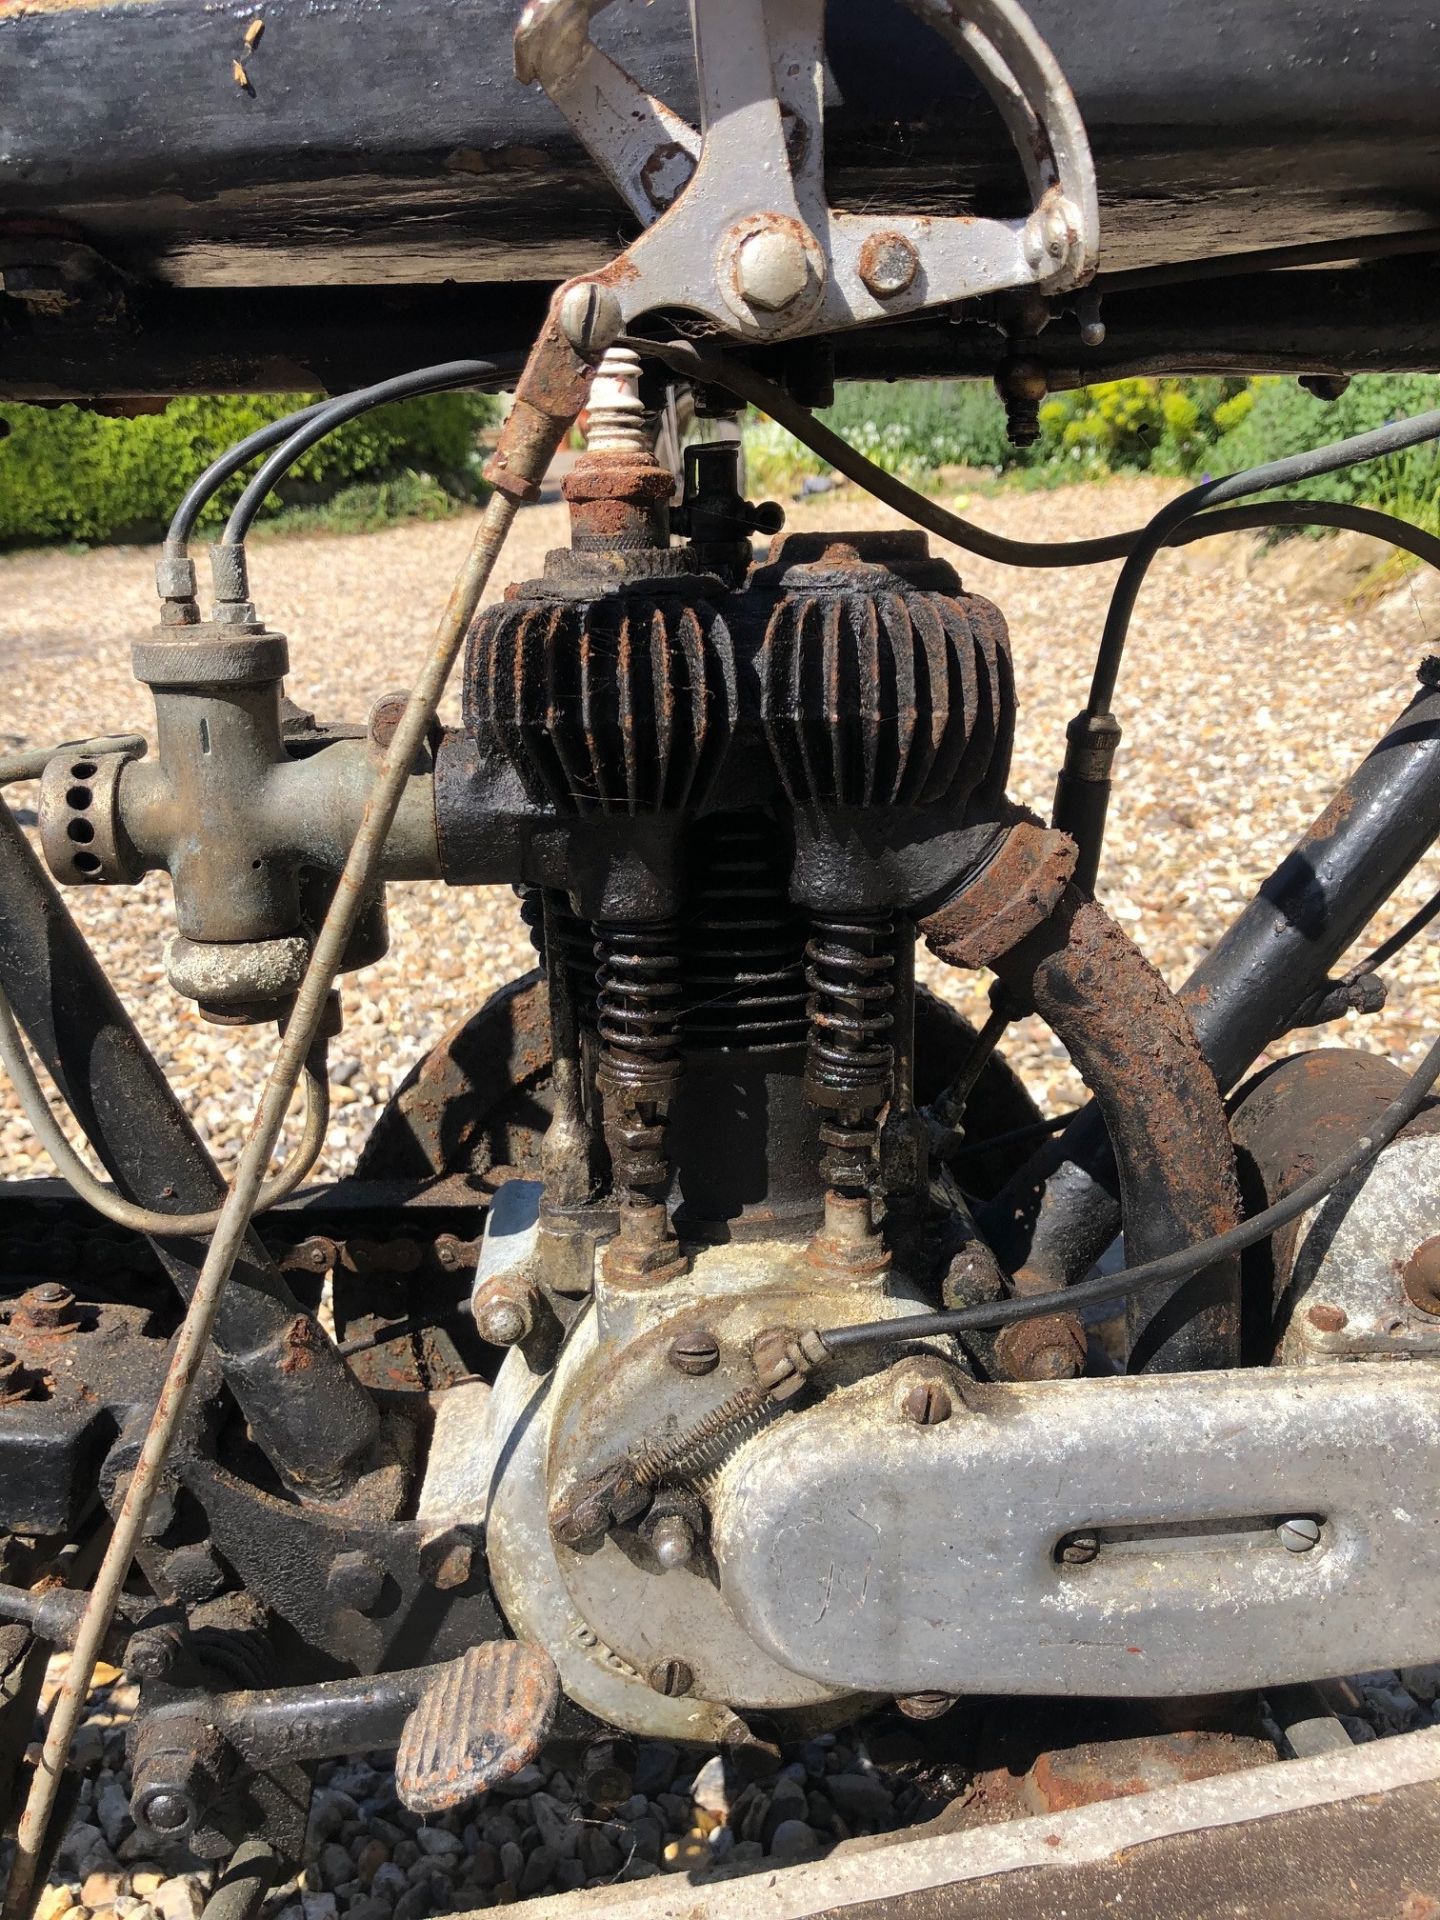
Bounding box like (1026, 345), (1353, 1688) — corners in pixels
(518, 887), (598, 1025)
(680, 813), (808, 1050)
(804, 913), (897, 1189)
(595, 920), (684, 1198)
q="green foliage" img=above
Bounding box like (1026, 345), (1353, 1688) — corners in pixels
(0, 391), (499, 545)
(743, 372), (1440, 544)
(1207, 374), (1440, 524)
(818, 380), (1014, 475)
(1035, 376), (1243, 475)
(248, 470), (466, 540)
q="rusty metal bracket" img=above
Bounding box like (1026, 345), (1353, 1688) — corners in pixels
(515, 0), (1099, 346)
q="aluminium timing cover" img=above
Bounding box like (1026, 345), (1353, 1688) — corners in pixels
(711, 1361), (1440, 1698)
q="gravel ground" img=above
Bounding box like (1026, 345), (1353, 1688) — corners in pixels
(5, 477), (1440, 1917)
(1, 475), (1436, 1177)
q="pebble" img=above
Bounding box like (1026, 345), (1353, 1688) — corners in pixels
(662, 1834), (710, 1873)
(412, 1828), (460, 1858)
(769, 1820), (822, 1863)
(152, 1878), (206, 1920)
(689, 1755), (730, 1818)
(826, 1772), (896, 1823)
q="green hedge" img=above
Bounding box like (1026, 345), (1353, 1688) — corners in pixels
(745, 373), (1440, 532)
(0, 391), (499, 545)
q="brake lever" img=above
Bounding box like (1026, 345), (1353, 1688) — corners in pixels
(514, 0), (1099, 345)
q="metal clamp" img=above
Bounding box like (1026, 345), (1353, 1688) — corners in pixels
(515, 0), (1099, 343)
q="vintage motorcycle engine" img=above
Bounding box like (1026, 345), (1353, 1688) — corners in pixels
(432, 356), (1239, 1739)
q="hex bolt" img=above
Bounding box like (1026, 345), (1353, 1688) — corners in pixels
(1060, 1533), (1099, 1566)
(578, 1734), (636, 1809)
(420, 1529), (474, 1592)
(138, 1788), (193, 1835)
(668, 1327), (720, 1376)
(125, 1627), (183, 1683)
(735, 228), (811, 312)
(647, 1655), (694, 1697)
(473, 1275), (537, 1347)
(558, 280), (624, 359)
(858, 231), (919, 299)
(651, 1515), (697, 1573)
(895, 1691), (957, 1722)
(1278, 1516), (1322, 1554)
(18, 1281), (78, 1330)
(900, 1380), (952, 1426)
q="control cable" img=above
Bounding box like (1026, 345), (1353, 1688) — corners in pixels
(219, 354), (524, 550)
(630, 335), (1440, 577)
(818, 1024), (1440, 1356)
(0, 976), (329, 1235)
(165, 352), (523, 561)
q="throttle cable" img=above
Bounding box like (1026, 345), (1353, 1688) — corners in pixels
(631, 335), (1440, 577)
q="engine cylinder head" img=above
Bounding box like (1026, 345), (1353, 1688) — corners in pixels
(757, 530), (1013, 814)
(466, 588), (735, 816)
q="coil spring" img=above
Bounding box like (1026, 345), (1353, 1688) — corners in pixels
(804, 913), (896, 1187)
(518, 887), (598, 1025)
(629, 1382), (773, 1490)
(680, 814), (808, 1050)
(595, 920), (683, 1196)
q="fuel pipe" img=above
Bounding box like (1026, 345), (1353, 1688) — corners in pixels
(0, 282), (606, 1920)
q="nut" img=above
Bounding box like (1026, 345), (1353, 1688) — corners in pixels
(735, 228), (811, 312)
(667, 1327), (720, 1376)
(13, 1282), (78, 1332)
(857, 230), (919, 299)
(995, 1313), (1086, 1382)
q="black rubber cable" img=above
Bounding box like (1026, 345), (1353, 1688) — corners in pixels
(1086, 405), (1440, 714)
(630, 335), (1440, 577)
(820, 1024), (1440, 1355)
(165, 400), (329, 556)
(220, 355), (524, 548)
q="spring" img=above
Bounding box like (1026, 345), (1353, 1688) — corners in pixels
(804, 913), (896, 1187)
(629, 1382), (773, 1490)
(680, 814), (808, 1050)
(595, 920), (684, 1196)
(517, 887), (598, 1026)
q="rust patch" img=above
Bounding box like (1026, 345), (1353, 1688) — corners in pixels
(1306, 1302), (1349, 1332)
(1024, 1731), (1271, 1816)
(995, 1312), (1086, 1381)
(1402, 1236), (1440, 1316)
(278, 1313), (322, 1374)
(921, 820), (1078, 970)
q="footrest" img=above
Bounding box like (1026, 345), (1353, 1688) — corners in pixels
(395, 1640), (560, 1814)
